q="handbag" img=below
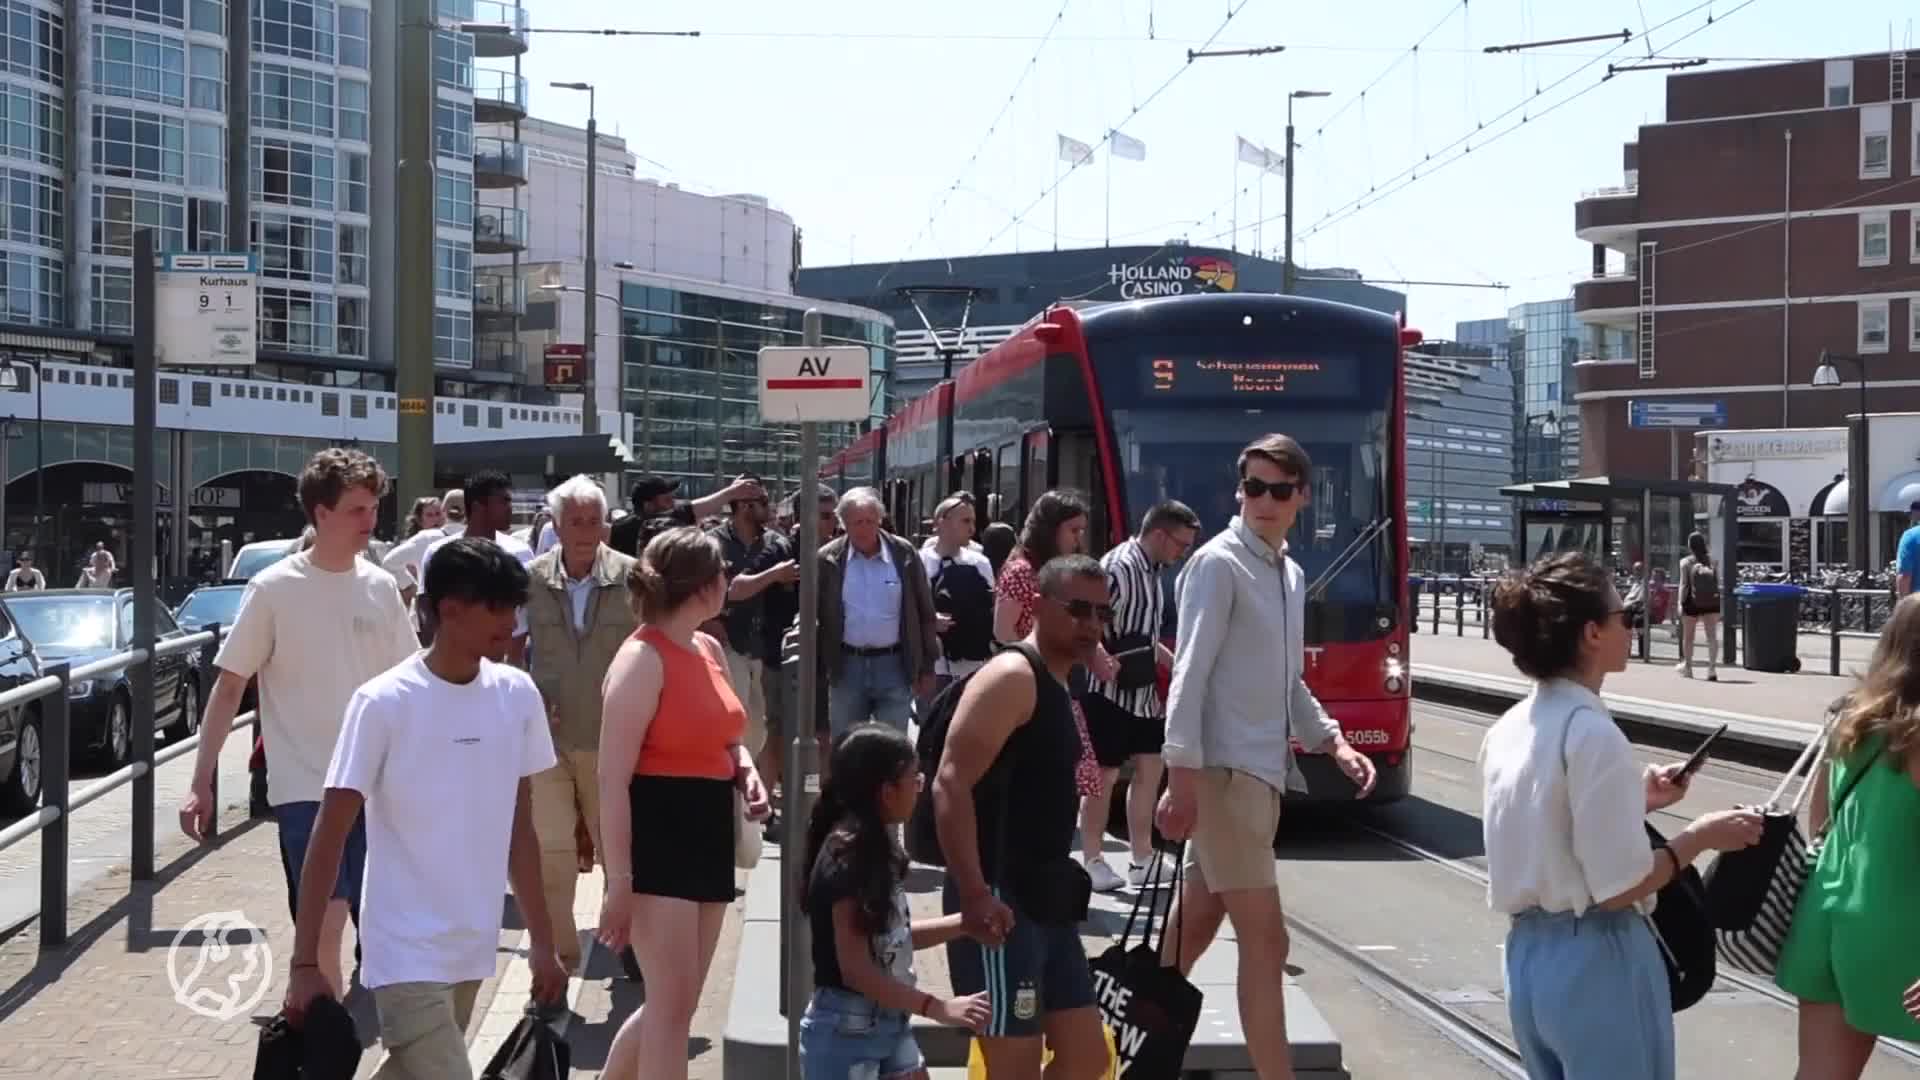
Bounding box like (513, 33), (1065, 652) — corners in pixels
(1704, 714), (1880, 977)
(1106, 632), (1159, 692)
(1642, 822), (1717, 1012)
(1088, 847), (1204, 1077)
(734, 788), (762, 870)
(479, 1013), (571, 1080)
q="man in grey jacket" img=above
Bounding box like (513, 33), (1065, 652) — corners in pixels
(1154, 433), (1376, 1080)
(816, 486), (939, 738)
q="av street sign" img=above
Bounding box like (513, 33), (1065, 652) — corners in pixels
(1628, 399), (1727, 429)
(758, 346), (870, 423)
(157, 253), (256, 366)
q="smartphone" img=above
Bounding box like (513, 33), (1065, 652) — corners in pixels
(1676, 723), (1730, 780)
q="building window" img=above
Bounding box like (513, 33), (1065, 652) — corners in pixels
(1862, 210), (1892, 266)
(92, 25), (186, 107)
(434, 307), (471, 364)
(92, 104), (185, 183)
(434, 100), (472, 158)
(338, 78), (367, 142)
(339, 150), (367, 213)
(187, 195), (224, 250)
(0, 250), (63, 326)
(433, 31), (472, 90)
(1860, 299), (1891, 353)
(0, 85), (64, 167)
(189, 43), (222, 110)
(336, 297), (366, 356)
(336, 4), (367, 69)
(1, 0), (64, 88)
(254, 0), (334, 64)
(91, 262), (133, 333)
(252, 62), (334, 138)
(1, 168), (63, 250)
(253, 135), (334, 210)
(1825, 59), (1853, 107)
(1862, 103), (1892, 180)
(252, 210), (334, 283)
(189, 0), (222, 34)
(434, 237), (470, 299)
(92, 186), (185, 255)
(435, 172), (471, 228)
(259, 285), (334, 353)
(93, 0), (185, 30)
(187, 120), (223, 189)
(337, 222), (366, 285)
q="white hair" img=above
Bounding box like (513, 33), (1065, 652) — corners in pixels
(546, 474), (608, 518)
(837, 485), (885, 524)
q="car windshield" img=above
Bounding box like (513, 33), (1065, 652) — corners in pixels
(176, 588), (244, 630)
(228, 543), (292, 580)
(9, 595), (117, 650)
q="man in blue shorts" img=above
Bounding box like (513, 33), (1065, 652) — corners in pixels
(1895, 501), (1920, 597)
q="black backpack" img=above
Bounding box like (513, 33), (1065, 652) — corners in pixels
(1689, 560), (1720, 609)
(905, 643), (1047, 867)
(931, 556), (995, 663)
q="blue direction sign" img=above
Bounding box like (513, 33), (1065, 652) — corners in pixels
(1628, 399), (1727, 429)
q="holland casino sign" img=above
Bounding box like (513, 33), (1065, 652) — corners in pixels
(1106, 255), (1238, 300)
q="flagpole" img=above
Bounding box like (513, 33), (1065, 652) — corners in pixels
(1257, 172), (1264, 257)
(1231, 156), (1239, 253)
(1053, 153), (1061, 252)
(1104, 141), (1112, 247)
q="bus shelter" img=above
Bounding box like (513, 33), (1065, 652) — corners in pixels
(1500, 476), (1737, 664)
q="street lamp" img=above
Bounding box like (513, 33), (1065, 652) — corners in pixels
(0, 359), (42, 561)
(551, 80), (598, 435)
(1812, 349), (1871, 570)
(1283, 90), (1331, 295)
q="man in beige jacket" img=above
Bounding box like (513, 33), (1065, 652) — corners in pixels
(524, 475), (637, 975)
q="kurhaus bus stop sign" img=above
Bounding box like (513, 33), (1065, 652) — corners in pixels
(758, 346), (871, 423)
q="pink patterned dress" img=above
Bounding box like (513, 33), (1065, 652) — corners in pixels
(996, 556), (1101, 796)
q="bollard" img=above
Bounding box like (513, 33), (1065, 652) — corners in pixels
(1432, 587), (1441, 635)
(201, 623), (221, 840)
(1410, 580), (1420, 634)
(1481, 582), (1490, 639)
(39, 661), (70, 950)
(1454, 588), (1464, 636)
(1829, 589), (1841, 678)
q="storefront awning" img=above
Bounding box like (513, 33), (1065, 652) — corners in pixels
(1881, 471), (1920, 513)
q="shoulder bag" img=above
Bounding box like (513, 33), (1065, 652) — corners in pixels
(1703, 713), (1881, 977)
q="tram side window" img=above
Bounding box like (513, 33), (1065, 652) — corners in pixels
(996, 443), (1020, 525)
(1021, 438), (1048, 527)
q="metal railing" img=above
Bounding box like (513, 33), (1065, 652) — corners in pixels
(0, 623), (257, 949)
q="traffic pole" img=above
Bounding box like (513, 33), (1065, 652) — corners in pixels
(783, 309), (826, 1079)
(131, 227), (157, 882)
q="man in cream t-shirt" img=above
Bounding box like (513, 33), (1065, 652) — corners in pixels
(180, 447), (420, 999)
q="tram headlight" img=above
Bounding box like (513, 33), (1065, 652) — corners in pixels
(1383, 659), (1405, 695)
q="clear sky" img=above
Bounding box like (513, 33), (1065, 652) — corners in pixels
(507, 0), (1916, 338)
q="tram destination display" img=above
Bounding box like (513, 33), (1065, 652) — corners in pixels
(1142, 355), (1359, 399)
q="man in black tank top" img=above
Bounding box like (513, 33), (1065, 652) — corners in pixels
(932, 554), (1112, 1075)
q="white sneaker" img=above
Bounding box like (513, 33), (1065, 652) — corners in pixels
(1086, 857), (1126, 893)
(1127, 853), (1176, 888)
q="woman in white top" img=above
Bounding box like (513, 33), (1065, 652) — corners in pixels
(76, 548), (114, 588)
(1481, 551), (1762, 1080)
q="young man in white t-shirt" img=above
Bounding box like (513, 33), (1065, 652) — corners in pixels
(285, 537), (565, 1075)
(418, 471), (534, 663)
(917, 494), (996, 705)
(180, 447), (419, 998)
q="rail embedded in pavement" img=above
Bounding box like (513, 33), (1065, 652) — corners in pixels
(0, 622), (258, 949)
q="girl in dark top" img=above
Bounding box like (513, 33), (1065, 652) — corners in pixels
(798, 725), (990, 1079)
(1676, 531), (1719, 682)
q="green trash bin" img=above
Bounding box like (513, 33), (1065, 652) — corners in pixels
(1735, 583), (1804, 673)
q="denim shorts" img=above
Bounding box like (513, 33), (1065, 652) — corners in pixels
(799, 987), (924, 1080)
(272, 800), (366, 921)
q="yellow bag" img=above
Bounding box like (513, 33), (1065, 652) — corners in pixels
(966, 1025), (1117, 1078)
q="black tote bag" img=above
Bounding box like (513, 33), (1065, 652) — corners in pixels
(1643, 822), (1717, 1013)
(1089, 846), (1203, 1078)
(479, 1013), (571, 1080)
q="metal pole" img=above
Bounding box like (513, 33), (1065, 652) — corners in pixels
(395, 0), (437, 512)
(32, 358), (42, 561)
(1858, 366), (1870, 572)
(226, 0), (250, 253)
(583, 92), (599, 436)
(39, 661), (70, 950)
(783, 309), (826, 1079)
(714, 320), (726, 485)
(132, 228), (158, 882)
(1282, 111), (1296, 295)
(0, 418), (10, 558)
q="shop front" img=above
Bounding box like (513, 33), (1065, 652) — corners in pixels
(1697, 428), (1847, 574)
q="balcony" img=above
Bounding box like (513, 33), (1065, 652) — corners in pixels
(1571, 273), (1640, 331)
(473, 205), (527, 253)
(472, 136), (528, 189)
(1574, 185), (1641, 249)
(472, 269), (525, 324)
(472, 70), (528, 123)
(470, 337), (527, 381)
(465, 0), (529, 58)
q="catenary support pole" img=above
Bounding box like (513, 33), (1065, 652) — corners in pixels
(132, 228), (157, 882)
(783, 309), (826, 1079)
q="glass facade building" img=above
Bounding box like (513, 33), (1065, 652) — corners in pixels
(1406, 342), (1515, 571)
(615, 277), (892, 496)
(1509, 299), (1633, 482)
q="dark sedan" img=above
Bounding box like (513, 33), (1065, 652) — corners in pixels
(2, 590), (203, 769)
(173, 585), (252, 712)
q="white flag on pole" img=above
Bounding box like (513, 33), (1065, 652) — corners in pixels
(1058, 134), (1095, 165)
(1110, 130), (1146, 161)
(1237, 136), (1284, 173)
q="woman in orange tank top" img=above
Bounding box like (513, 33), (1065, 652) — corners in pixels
(596, 527), (769, 1080)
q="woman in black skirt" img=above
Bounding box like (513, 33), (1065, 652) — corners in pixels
(597, 527), (771, 1080)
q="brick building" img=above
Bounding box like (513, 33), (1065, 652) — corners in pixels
(1572, 49), (1920, 478)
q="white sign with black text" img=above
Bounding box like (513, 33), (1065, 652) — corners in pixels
(157, 253), (257, 367)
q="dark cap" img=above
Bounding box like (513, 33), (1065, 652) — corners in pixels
(630, 474), (680, 503)
(1909, 500), (1920, 516)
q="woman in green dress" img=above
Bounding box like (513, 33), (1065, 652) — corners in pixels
(1776, 594), (1920, 1079)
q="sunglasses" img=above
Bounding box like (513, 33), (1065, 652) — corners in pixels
(1603, 608), (1632, 627)
(1241, 477), (1299, 501)
(1054, 597), (1115, 624)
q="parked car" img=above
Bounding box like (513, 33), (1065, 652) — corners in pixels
(0, 603), (47, 812)
(224, 539), (300, 583)
(1, 590), (204, 769)
(173, 584), (267, 816)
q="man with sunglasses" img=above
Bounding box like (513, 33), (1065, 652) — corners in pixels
(713, 473), (798, 795)
(1155, 433), (1377, 1080)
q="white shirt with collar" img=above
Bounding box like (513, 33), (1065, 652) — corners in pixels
(1479, 678), (1654, 916)
(841, 539), (903, 649)
(559, 552), (596, 632)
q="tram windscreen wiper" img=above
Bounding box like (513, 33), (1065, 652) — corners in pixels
(1307, 516), (1392, 602)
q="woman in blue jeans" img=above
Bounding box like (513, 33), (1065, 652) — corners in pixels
(799, 726), (989, 1077)
(1480, 552), (1761, 1079)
